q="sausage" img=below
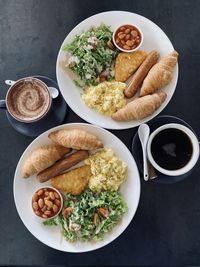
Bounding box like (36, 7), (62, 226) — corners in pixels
(37, 150), (89, 183)
(124, 51), (160, 98)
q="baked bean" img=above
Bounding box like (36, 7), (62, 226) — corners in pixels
(45, 199), (53, 209)
(41, 205), (47, 213)
(131, 30), (138, 37)
(54, 192), (60, 199)
(126, 40), (134, 46)
(44, 210), (52, 216)
(55, 199), (61, 206)
(53, 204), (58, 213)
(119, 33), (126, 40)
(38, 198), (44, 208)
(117, 31), (124, 37)
(49, 192), (55, 200)
(37, 189), (43, 196)
(32, 187), (62, 219)
(123, 45), (131, 50)
(33, 202), (39, 210)
(125, 28), (130, 34)
(114, 24), (142, 51)
(32, 193), (38, 202)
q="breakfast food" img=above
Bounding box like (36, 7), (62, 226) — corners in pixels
(48, 129), (103, 150)
(112, 91), (167, 121)
(82, 81), (126, 115)
(37, 150), (89, 183)
(44, 190), (127, 241)
(62, 24), (117, 86)
(140, 50), (178, 96)
(124, 51), (160, 98)
(22, 145), (71, 178)
(113, 24), (142, 51)
(32, 187), (62, 219)
(22, 125), (129, 243)
(85, 148), (128, 192)
(115, 50), (147, 82)
(7, 78), (51, 122)
(51, 165), (91, 195)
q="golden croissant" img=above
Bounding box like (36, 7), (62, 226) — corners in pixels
(48, 129), (103, 150)
(140, 51), (178, 96)
(22, 144), (70, 178)
(112, 91), (167, 121)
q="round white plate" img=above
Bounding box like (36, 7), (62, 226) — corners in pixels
(13, 123), (140, 252)
(56, 11), (178, 130)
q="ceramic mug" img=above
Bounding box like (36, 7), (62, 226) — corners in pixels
(147, 123), (199, 176)
(0, 77), (59, 123)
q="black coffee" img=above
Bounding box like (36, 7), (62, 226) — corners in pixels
(151, 128), (193, 170)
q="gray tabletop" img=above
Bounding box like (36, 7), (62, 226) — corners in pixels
(0, 0), (200, 266)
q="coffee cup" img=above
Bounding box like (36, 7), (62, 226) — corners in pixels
(147, 123), (199, 176)
(0, 77), (59, 123)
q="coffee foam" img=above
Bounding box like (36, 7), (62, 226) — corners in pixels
(7, 78), (51, 122)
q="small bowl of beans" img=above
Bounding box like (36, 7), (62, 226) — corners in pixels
(113, 24), (143, 52)
(31, 186), (63, 219)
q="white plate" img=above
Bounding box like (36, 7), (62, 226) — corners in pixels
(13, 123), (140, 252)
(56, 11), (178, 130)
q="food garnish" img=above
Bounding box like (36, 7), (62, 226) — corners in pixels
(43, 190), (127, 242)
(63, 24), (118, 87)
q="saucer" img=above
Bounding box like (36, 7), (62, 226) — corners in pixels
(131, 115), (197, 184)
(7, 75), (68, 137)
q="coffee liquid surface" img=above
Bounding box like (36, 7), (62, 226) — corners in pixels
(151, 128), (193, 170)
(7, 79), (50, 122)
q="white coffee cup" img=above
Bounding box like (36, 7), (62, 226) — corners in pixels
(147, 123), (199, 176)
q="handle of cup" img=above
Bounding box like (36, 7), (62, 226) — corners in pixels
(0, 100), (6, 109)
(5, 80), (16, 86)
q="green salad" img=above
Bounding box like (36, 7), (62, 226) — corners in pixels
(44, 190), (127, 242)
(63, 24), (118, 87)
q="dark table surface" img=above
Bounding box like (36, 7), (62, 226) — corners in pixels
(0, 0), (200, 266)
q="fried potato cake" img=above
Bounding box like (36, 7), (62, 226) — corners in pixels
(115, 50), (147, 82)
(51, 165), (91, 195)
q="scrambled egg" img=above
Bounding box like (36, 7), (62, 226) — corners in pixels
(85, 148), (128, 192)
(81, 81), (126, 115)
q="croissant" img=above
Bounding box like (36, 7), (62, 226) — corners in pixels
(48, 129), (103, 150)
(22, 144), (71, 178)
(112, 91), (167, 121)
(140, 51), (178, 96)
